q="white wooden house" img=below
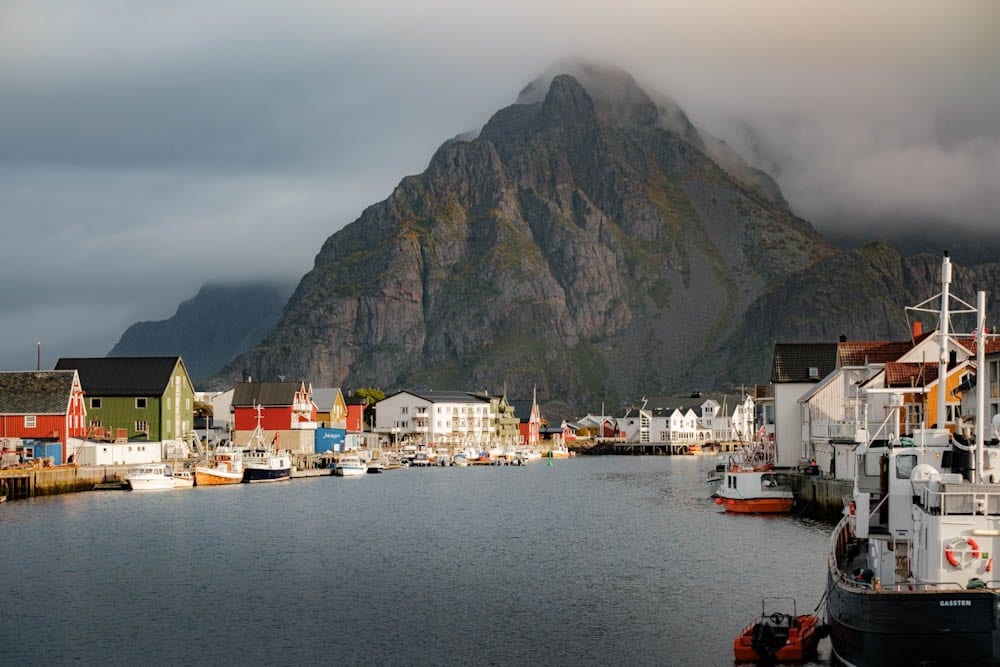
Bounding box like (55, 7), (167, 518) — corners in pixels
(770, 343), (839, 468)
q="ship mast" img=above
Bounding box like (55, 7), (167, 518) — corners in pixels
(937, 252), (951, 437)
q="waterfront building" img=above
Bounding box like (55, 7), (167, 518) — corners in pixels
(312, 387), (347, 429)
(510, 396), (542, 446)
(798, 337), (917, 479)
(770, 344), (838, 467)
(55, 356), (195, 445)
(231, 380), (317, 453)
(0, 370), (87, 464)
(375, 390), (499, 448)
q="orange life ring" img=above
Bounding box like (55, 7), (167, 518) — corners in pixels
(945, 537), (981, 567)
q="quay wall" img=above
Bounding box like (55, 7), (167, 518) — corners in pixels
(790, 473), (853, 522)
(1, 466), (126, 500)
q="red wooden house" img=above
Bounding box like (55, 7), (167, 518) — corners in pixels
(0, 370), (87, 464)
(345, 396), (368, 433)
(510, 398), (541, 446)
(231, 380), (317, 453)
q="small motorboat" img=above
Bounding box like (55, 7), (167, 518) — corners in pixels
(733, 597), (824, 664)
(172, 470), (195, 487)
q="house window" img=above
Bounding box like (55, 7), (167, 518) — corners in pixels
(91, 398), (102, 409)
(166, 398), (171, 410)
(90, 419), (102, 428)
(401, 407), (408, 415)
(136, 397), (147, 409)
(135, 420), (148, 433)
(808, 367), (819, 379)
(24, 415), (36, 428)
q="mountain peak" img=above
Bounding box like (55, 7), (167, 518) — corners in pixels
(520, 60), (659, 130)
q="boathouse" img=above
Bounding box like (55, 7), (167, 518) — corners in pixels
(0, 370), (87, 464)
(231, 380), (317, 453)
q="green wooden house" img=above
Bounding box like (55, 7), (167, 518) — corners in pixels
(53, 356), (195, 442)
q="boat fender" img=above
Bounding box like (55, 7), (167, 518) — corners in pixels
(988, 557), (994, 573)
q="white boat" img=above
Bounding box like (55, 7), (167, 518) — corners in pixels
(240, 405), (292, 483)
(242, 448), (292, 483)
(826, 252), (1000, 665)
(126, 463), (175, 491)
(411, 451), (431, 467)
(194, 446), (245, 486)
(172, 470), (194, 487)
(334, 454), (366, 477)
(714, 467), (794, 514)
(452, 452), (469, 467)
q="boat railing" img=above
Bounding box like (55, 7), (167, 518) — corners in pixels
(916, 483), (1000, 516)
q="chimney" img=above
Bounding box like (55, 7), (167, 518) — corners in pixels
(913, 321), (922, 338)
(839, 334), (847, 342)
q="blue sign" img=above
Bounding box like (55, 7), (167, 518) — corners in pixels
(315, 428), (346, 453)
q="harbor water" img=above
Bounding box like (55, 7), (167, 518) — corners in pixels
(1, 456), (832, 665)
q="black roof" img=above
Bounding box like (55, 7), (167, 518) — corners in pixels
(508, 399), (536, 421)
(232, 381), (305, 407)
(0, 371), (76, 414)
(770, 344), (838, 383)
(54, 357), (184, 396)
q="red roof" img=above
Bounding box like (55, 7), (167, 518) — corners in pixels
(884, 362), (939, 387)
(838, 341), (914, 366)
(965, 338), (1000, 356)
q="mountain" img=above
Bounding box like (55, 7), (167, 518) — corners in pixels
(211, 62), (837, 411)
(691, 241), (1000, 388)
(109, 281), (294, 382)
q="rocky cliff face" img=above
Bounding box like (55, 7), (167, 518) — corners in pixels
(218, 64), (836, 409)
(691, 241), (1000, 388)
(110, 282), (293, 382)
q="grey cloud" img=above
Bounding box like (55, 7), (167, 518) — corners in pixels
(1, 0), (997, 371)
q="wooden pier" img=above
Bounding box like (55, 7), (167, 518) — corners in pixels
(580, 440), (743, 456)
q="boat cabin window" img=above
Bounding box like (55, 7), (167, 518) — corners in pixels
(864, 453), (881, 477)
(895, 453), (917, 479)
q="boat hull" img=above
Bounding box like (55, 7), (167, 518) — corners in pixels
(194, 467), (243, 486)
(719, 497), (793, 514)
(733, 614), (821, 663)
(242, 466), (291, 483)
(334, 466), (366, 477)
(826, 570), (1000, 666)
(127, 477), (175, 491)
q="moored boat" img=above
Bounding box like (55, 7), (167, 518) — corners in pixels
(733, 597), (822, 663)
(240, 405), (292, 483)
(172, 470), (194, 487)
(125, 463), (175, 491)
(334, 454), (366, 477)
(243, 448), (292, 483)
(194, 446), (245, 486)
(825, 252), (1000, 665)
(715, 467), (794, 514)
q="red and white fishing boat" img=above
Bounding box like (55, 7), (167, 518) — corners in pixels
(714, 436), (794, 514)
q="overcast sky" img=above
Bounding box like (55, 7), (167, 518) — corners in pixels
(2, 0), (998, 371)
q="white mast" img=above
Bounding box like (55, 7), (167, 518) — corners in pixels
(976, 290), (986, 483)
(938, 252), (951, 434)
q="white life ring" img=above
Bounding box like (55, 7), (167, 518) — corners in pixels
(945, 537), (980, 567)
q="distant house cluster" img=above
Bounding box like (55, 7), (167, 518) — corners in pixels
(0, 356), (547, 468)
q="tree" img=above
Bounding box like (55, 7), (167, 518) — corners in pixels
(352, 387), (385, 406)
